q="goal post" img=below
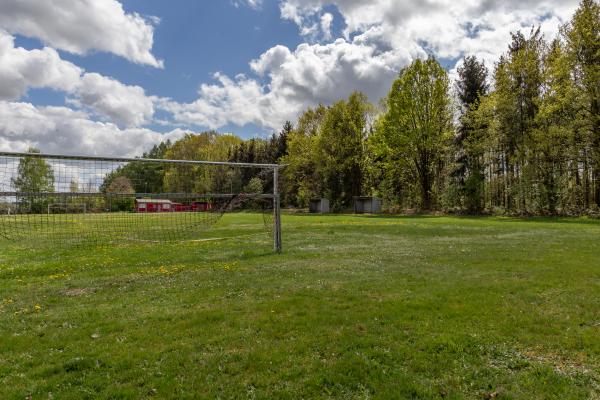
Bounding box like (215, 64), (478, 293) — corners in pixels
(273, 166), (282, 253)
(0, 151), (284, 251)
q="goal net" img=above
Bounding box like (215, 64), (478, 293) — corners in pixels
(48, 203), (87, 214)
(0, 151), (282, 250)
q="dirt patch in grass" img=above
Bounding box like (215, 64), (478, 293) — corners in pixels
(62, 287), (94, 297)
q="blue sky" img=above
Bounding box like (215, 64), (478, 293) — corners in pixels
(0, 0), (580, 156)
(15, 1), (306, 136)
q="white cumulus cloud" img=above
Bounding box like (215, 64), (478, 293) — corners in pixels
(163, 0), (580, 132)
(163, 36), (418, 130)
(280, 0), (579, 68)
(0, 101), (185, 157)
(0, 30), (156, 129)
(0, 0), (163, 68)
(0, 0), (584, 140)
(159, 73), (276, 129)
(70, 73), (156, 128)
(0, 30), (82, 100)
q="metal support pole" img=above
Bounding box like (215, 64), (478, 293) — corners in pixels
(273, 167), (282, 253)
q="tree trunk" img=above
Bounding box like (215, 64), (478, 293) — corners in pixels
(592, 94), (600, 207)
(545, 163), (557, 215)
(421, 171), (432, 211)
(594, 166), (600, 208)
(583, 150), (590, 209)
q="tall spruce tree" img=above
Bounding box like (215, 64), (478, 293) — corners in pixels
(493, 28), (544, 213)
(270, 121), (291, 162)
(565, 0), (600, 208)
(452, 56), (489, 213)
(534, 39), (576, 214)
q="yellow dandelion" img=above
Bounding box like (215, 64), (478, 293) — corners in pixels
(34, 304), (42, 312)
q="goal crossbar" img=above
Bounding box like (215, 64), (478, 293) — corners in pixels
(0, 151), (283, 169)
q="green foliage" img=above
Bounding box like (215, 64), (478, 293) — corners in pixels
(566, 0), (600, 207)
(243, 177), (263, 194)
(105, 176), (135, 212)
(11, 147), (55, 213)
(454, 1), (600, 216)
(533, 39), (578, 214)
(450, 56), (489, 213)
(483, 27), (546, 214)
(316, 92), (372, 210)
(370, 58), (453, 210)
(228, 123), (289, 195)
(11, 147), (55, 193)
(163, 132), (242, 193)
(456, 56), (490, 108)
(282, 93), (373, 210)
(281, 105), (327, 207)
(100, 141), (172, 194)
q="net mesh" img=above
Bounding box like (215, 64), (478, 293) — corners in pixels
(0, 152), (276, 246)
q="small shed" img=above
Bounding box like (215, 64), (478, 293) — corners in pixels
(353, 197), (382, 214)
(135, 199), (172, 213)
(309, 198), (329, 214)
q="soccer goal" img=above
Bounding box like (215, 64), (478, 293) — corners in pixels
(0, 151), (283, 251)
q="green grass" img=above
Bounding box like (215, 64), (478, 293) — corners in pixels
(1, 214), (599, 399)
(0, 210), (269, 244)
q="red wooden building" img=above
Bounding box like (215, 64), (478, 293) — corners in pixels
(135, 199), (213, 213)
(135, 199), (173, 213)
(191, 201), (213, 212)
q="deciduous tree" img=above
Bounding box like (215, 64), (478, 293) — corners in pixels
(372, 58), (453, 210)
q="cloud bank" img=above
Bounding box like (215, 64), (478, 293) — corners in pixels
(165, 0), (579, 131)
(0, 0), (583, 156)
(0, 102), (184, 157)
(0, 0), (163, 68)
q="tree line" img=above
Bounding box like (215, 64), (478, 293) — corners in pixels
(9, 0), (598, 216)
(100, 128), (288, 203)
(282, 0), (599, 215)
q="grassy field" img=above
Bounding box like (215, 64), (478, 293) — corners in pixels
(0, 213), (599, 399)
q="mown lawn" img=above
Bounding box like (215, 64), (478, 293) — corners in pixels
(0, 214), (599, 399)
